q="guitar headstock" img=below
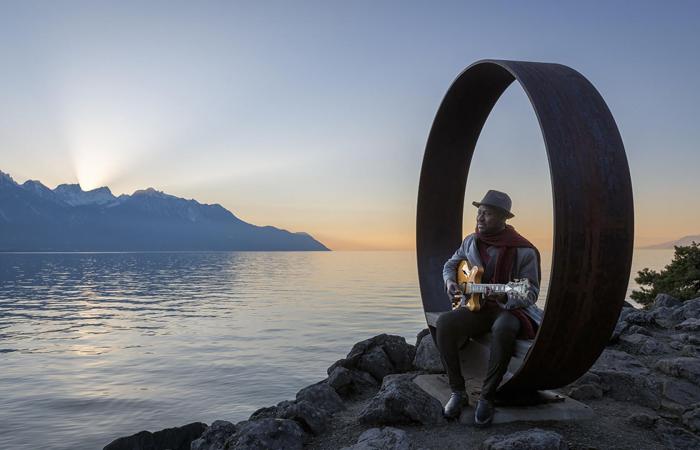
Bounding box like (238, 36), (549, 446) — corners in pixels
(504, 278), (531, 299)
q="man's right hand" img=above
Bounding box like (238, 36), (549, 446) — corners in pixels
(446, 280), (460, 296)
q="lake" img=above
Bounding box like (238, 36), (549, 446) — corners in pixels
(0, 249), (674, 449)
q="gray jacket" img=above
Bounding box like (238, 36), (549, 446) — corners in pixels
(442, 234), (544, 326)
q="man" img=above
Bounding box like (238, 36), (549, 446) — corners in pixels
(435, 189), (543, 427)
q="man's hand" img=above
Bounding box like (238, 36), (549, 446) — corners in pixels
(446, 280), (461, 296)
(484, 287), (507, 303)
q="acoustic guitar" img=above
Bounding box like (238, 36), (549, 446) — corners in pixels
(452, 260), (531, 312)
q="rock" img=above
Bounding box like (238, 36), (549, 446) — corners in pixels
(624, 324), (651, 336)
(341, 426), (412, 450)
(191, 421), (237, 450)
(590, 350), (661, 408)
(415, 328), (431, 348)
(358, 346), (396, 380)
(480, 428), (568, 450)
(627, 413), (658, 428)
(609, 307), (638, 343)
(359, 373), (446, 426)
(296, 380), (344, 414)
(250, 399), (328, 435)
(103, 422), (207, 450)
(568, 383), (603, 401)
(682, 403), (700, 432)
(329, 334), (417, 383)
(619, 333), (665, 355)
(327, 366), (379, 397)
(655, 357), (700, 385)
(328, 366), (354, 393)
(660, 378), (700, 406)
(609, 319), (629, 344)
(573, 372), (603, 386)
(625, 310), (656, 326)
(650, 306), (685, 328)
(676, 318), (700, 331)
(681, 298), (700, 320)
(672, 333), (700, 347)
(653, 293), (682, 309)
(592, 349), (649, 374)
(226, 418), (305, 450)
(413, 332), (444, 373)
(654, 419), (700, 450)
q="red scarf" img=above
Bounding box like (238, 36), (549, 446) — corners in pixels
(475, 224), (541, 339)
(475, 224), (541, 284)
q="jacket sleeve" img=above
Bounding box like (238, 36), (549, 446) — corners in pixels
(505, 247), (540, 308)
(442, 236), (470, 286)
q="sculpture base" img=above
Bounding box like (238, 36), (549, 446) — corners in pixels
(413, 374), (594, 425)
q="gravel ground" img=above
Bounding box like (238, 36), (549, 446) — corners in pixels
(305, 389), (667, 450)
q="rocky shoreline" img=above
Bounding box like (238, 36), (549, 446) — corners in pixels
(104, 294), (700, 450)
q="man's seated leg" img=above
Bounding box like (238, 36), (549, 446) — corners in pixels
(475, 310), (520, 427)
(435, 308), (492, 418)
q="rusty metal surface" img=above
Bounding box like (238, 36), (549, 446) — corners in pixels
(416, 60), (634, 391)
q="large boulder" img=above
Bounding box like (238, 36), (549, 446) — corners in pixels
(682, 403), (700, 432)
(413, 332), (444, 373)
(625, 310), (656, 326)
(359, 373), (445, 426)
(676, 318), (700, 332)
(653, 293), (682, 309)
(590, 350), (661, 408)
(249, 399), (328, 435)
(328, 366), (379, 397)
(341, 427), (413, 450)
(681, 298), (700, 320)
(618, 333), (665, 355)
(654, 419), (700, 450)
(329, 334), (416, 383)
(415, 328), (431, 347)
(660, 378), (700, 407)
(191, 421), (237, 450)
(655, 357), (700, 385)
(568, 383), (603, 401)
(296, 380), (345, 414)
(480, 428), (568, 450)
(651, 306), (687, 328)
(103, 422), (207, 450)
(226, 418), (305, 450)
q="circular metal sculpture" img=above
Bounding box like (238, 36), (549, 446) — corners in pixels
(416, 59), (634, 392)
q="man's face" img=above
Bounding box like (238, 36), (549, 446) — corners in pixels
(476, 205), (506, 234)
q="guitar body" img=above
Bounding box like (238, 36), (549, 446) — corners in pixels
(456, 260), (484, 312)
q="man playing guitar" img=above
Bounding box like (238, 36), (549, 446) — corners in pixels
(436, 190), (543, 427)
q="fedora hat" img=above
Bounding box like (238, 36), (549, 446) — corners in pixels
(472, 190), (514, 218)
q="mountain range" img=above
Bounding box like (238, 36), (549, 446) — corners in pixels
(0, 170), (329, 252)
(642, 235), (700, 249)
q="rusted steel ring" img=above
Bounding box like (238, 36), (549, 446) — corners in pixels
(416, 60), (634, 391)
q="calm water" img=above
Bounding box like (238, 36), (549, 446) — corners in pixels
(0, 249), (674, 450)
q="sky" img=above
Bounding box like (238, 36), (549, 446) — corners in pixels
(1, 0), (698, 250)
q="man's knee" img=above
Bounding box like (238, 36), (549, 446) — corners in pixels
(491, 315), (519, 338)
(436, 309), (466, 332)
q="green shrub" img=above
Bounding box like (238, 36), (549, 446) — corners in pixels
(631, 241), (700, 307)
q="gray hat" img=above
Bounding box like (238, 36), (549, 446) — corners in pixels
(472, 190), (514, 218)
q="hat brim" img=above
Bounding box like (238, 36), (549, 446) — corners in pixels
(472, 201), (515, 218)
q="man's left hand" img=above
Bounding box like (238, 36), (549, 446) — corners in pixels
(483, 288), (507, 303)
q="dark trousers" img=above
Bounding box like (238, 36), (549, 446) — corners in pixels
(434, 306), (521, 400)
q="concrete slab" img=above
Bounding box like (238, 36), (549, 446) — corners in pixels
(413, 373), (594, 425)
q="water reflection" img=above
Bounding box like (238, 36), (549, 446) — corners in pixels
(0, 249), (673, 450)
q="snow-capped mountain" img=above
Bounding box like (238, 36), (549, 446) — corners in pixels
(54, 183), (117, 206)
(0, 170), (329, 251)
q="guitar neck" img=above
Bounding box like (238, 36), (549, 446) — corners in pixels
(467, 283), (508, 294)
